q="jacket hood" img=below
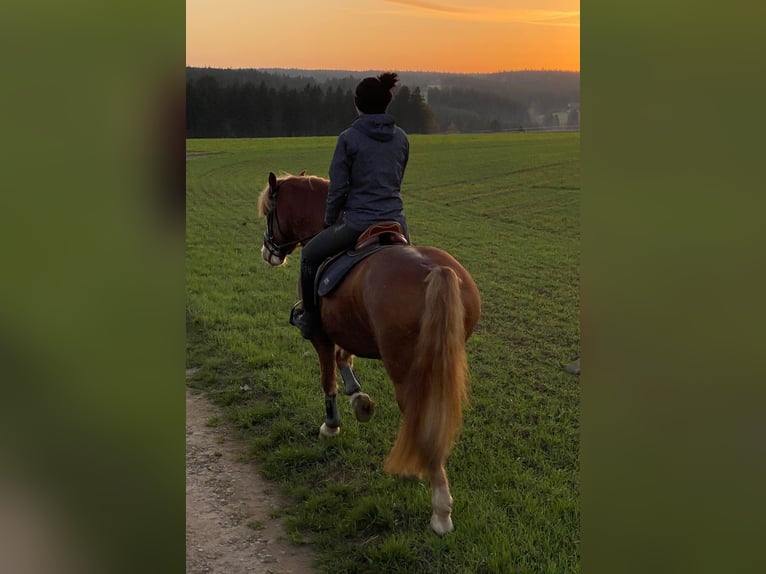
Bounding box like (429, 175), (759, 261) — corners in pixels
(351, 114), (397, 142)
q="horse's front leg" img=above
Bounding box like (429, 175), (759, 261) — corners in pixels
(312, 333), (341, 437)
(336, 348), (375, 423)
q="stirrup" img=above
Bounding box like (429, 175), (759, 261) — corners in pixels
(289, 301), (320, 339)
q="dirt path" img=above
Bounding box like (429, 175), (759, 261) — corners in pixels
(186, 387), (316, 574)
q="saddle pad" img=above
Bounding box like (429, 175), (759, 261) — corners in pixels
(316, 244), (401, 298)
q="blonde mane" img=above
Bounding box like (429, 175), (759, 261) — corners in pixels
(257, 172), (329, 217)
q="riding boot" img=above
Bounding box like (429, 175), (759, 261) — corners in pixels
(289, 260), (321, 339)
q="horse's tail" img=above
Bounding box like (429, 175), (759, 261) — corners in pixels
(384, 265), (469, 478)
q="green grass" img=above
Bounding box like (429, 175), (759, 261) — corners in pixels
(186, 132), (580, 573)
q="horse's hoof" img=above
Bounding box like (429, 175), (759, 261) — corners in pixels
(319, 423), (340, 438)
(430, 513), (454, 536)
(350, 393), (375, 423)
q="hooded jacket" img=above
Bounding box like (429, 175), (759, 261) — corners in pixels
(324, 114), (409, 232)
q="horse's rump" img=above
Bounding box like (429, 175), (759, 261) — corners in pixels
(320, 246), (478, 359)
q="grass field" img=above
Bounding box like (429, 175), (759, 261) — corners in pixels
(186, 131), (580, 573)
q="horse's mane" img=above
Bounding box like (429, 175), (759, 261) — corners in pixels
(257, 172), (329, 217)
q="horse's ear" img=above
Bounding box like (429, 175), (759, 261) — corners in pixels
(268, 172), (277, 190)
(299, 169), (307, 176)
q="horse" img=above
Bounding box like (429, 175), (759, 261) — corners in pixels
(257, 171), (481, 534)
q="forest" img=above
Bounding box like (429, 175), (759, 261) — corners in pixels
(186, 67), (579, 137)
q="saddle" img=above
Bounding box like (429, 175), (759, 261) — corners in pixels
(314, 221), (409, 300)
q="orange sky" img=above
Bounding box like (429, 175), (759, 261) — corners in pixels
(186, 0), (579, 73)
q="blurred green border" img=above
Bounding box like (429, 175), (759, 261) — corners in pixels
(0, 2), (185, 573)
(582, 2), (766, 573)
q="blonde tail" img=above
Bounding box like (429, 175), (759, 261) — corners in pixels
(384, 266), (469, 478)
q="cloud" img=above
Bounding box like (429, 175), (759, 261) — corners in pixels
(381, 0), (474, 15)
(377, 1), (579, 27)
(518, 10), (580, 27)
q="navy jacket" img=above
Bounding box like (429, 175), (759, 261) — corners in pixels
(324, 114), (409, 232)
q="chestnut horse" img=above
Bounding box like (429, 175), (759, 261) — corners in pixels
(258, 172), (481, 534)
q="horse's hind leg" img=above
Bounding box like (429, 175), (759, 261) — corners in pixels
(429, 464), (454, 535)
(381, 348), (454, 534)
(336, 348), (375, 423)
(313, 335), (341, 437)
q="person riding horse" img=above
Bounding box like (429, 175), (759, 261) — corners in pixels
(291, 72), (410, 339)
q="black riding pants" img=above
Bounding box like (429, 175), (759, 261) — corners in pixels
(300, 222), (362, 311)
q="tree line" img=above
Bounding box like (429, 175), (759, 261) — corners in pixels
(186, 68), (580, 137)
(186, 75), (440, 138)
(426, 86), (530, 132)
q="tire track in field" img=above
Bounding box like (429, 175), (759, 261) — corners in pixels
(409, 160), (579, 204)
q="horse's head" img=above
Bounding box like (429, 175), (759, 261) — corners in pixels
(257, 171), (328, 266)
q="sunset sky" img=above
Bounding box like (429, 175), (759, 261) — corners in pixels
(186, 0), (579, 73)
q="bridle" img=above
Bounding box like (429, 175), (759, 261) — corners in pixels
(262, 182), (316, 260)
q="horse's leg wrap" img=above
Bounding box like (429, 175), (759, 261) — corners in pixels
(324, 394), (341, 429)
(340, 365), (362, 396)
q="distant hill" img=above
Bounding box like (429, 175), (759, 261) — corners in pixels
(186, 67), (579, 134)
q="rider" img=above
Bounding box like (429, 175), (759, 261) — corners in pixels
(291, 72), (411, 339)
